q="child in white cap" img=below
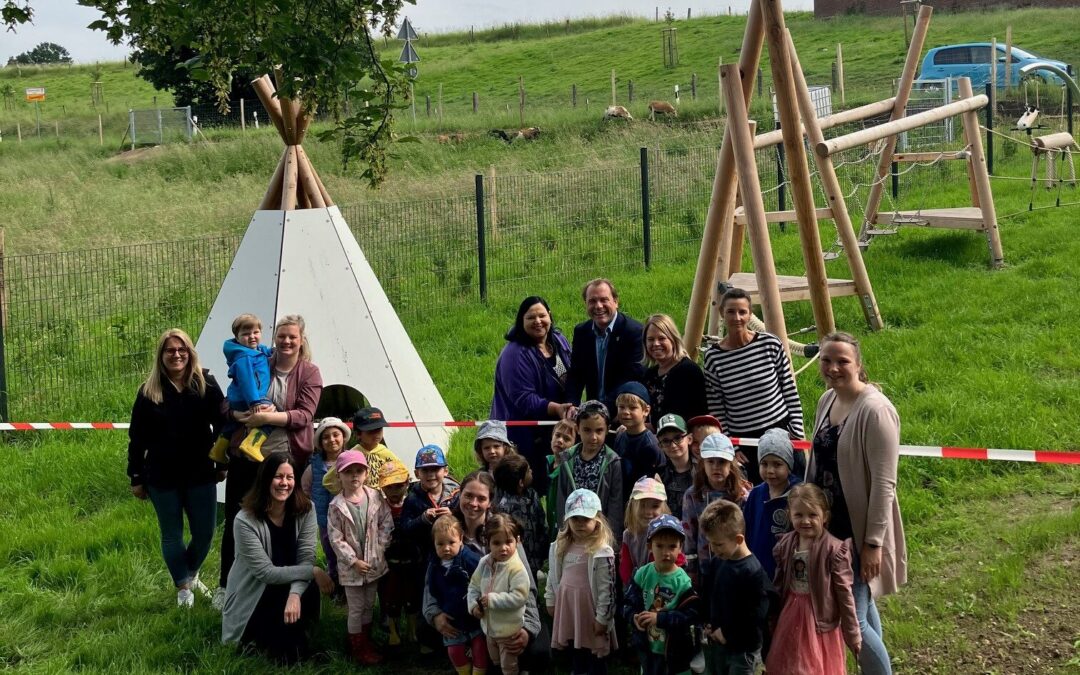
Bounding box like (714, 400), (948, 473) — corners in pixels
(682, 433), (751, 584)
(545, 489), (618, 675)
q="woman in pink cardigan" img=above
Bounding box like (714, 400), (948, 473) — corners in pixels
(807, 332), (907, 675)
(217, 314), (324, 603)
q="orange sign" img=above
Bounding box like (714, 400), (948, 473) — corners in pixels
(25, 87), (45, 102)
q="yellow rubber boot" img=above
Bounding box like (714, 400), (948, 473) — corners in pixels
(472, 668), (486, 675)
(454, 665), (473, 675)
(238, 428), (268, 462)
(208, 436), (230, 463)
(387, 617), (402, 647)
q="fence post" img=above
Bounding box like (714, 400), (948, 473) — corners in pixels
(628, 80), (634, 103)
(240, 98), (246, 131)
(473, 92), (479, 113)
(691, 73), (697, 99)
(1068, 65), (1074, 138)
(985, 82), (994, 175)
(775, 120), (786, 231)
(572, 84), (577, 107)
(891, 160), (899, 199)
(640, 147), (652, 269)
(475, 174), (488, 301)
(0, 227), (7, 422)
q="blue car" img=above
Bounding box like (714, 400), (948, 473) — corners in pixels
(917, 43), (1069, 88)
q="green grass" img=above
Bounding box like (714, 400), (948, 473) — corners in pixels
(0, 6), (1079, 672)
(0, 60), (170, 123)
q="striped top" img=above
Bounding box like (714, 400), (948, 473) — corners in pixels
(702, 332), (804, 439)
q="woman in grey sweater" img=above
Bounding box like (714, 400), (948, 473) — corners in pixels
(221, 452), (334, 663)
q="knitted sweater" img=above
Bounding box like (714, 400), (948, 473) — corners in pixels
(468, 553), (531, 638)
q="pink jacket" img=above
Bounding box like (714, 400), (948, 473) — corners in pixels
(772, 530), (861, 655)
(328, 487), (393, 586)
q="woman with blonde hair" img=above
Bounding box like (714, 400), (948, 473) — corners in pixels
(216, 314), (324, 605)
(127, 329), (226, 607)
(641, 313), (707, 428)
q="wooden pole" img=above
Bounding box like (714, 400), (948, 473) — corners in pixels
(297, 145), (333, 206)
(438, 84), (444, 125)
(54, 121), (59, 138)
(296, 150), (325, 208)
(760, 0), (834, 337)
(488, 165), (499, 240)
(240, 98), (246, 131)
(16, 123), (21, 143)
(684, 0), (765, 360)
(861, 4), (933, 228)
(957, 77), (1004, 268)
(259, 148), (289, 210)
(1005, 26), (1012, 92)
(990, 37), (998, 102)
(787, 31), (883, 330)
(718, 56), (724, 114)
(518, 76), (525, 127)
(754, 97), (896, 148)
(721, 64), (792, 364)
(817, 95), (987, 156)
(473, 92), (479, 113)
(836, 43), (845, 105)
(250, 75), (287, 138)
(611, 69), (617, 105)
(98, 115), (103, 145)
(280, 145), (299, 210)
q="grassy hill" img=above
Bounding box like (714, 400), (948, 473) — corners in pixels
(0, 60), (170, 121)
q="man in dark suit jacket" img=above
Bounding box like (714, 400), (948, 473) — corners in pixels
(566, 278), (646, 414)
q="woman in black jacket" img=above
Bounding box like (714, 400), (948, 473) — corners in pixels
(128, 328), (226, 607)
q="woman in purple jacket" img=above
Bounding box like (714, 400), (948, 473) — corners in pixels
(491, 296), (572, 493)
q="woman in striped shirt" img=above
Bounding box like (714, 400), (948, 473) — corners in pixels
(702, 288), (804, 483)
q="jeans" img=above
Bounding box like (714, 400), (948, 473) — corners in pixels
(147, 482), (218, 587)
(851, 546), (892, 675)
(706, 643), (759, 675)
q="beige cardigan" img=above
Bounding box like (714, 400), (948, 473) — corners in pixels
(808, 385), (908, 598)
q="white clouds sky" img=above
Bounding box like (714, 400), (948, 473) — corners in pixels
(2, 0), (812, 64)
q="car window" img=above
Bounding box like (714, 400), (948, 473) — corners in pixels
(933, 47), (971, 65)
(969, 46), (993, 63)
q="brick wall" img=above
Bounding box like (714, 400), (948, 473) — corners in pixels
(815, 0), (1080, 19)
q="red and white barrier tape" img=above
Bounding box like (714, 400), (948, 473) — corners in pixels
(1, 420), (1078, 465)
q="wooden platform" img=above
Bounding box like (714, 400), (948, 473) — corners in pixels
(728, 272), (858, 304)
(873, 206), (986, 230)
(734, 206), (834, 225)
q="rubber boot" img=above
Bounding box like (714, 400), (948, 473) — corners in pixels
(238, 428), (268, 462)
(348, 633), (366, 664)
(358, 624), (383, 665)
(387, 616), (402, 647)
(454, 665), (473, 675)
(208, 436), (230, 464)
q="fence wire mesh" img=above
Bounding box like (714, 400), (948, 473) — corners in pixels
(0, 101), (1064, 419)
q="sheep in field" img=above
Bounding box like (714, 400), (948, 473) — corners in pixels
(604, 105), (633, 121)
(648, 100), (678, 120)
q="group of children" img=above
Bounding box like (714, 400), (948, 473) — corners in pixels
(216, 314), (861, 674)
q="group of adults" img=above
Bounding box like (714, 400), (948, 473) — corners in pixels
(491, 278), (906, 675)
(127, 315), (328, 662)
(126, 277), (906, 674)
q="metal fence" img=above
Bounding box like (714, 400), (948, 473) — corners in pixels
(0, 107), (1025, 420)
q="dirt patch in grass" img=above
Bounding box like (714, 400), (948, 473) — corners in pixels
(104, 146), (163, 164)
(903, 535), (1078, 674)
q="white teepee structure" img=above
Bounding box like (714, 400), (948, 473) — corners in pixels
(196, 73), (453, 472)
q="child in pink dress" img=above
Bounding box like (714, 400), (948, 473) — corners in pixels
(545, 488), (618, 675)
(766, 484), (861, 675)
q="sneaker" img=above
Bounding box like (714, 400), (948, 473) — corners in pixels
(689, 650), (705, 674)
(177, 588), (195, 608)
(211, 586), (226, 611)
(191, 574), (212, 598)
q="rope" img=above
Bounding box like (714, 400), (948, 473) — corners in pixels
(981, 125), (1041, 149)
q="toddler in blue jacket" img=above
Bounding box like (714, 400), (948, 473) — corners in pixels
(209, 313), (274, 463)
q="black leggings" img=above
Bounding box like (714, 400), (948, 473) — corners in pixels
(219, 457), (260, 588)
(239, 582), (321, 664)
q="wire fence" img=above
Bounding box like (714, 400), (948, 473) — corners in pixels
(0, 94), (1067, 420)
